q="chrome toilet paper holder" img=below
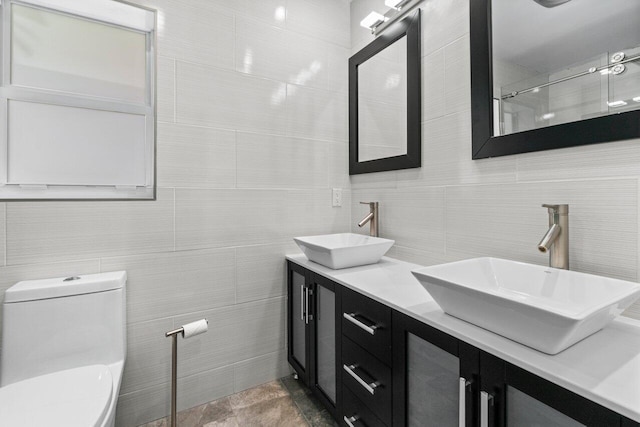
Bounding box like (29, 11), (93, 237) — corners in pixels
(165, 319), (208, 427)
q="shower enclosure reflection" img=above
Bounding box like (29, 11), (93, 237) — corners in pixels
(491, 0), (640, 136)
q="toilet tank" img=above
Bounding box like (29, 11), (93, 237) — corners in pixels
(1, 271), (126, 386)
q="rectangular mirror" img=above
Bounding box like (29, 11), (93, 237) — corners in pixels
(358, 36), (407, 162)
(349, 9), (421, 174)
(471, 0), (640, 159)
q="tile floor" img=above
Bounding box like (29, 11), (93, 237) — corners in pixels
(139, 375), (338, 427)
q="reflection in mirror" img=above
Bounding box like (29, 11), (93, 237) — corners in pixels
(349, 9), (420, 175)
(471, 0), (640, 159)
(492, 0), (640, 136)
(358, 36), (407, 162)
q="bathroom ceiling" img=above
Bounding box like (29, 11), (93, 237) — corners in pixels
(492, 0), (640, 73)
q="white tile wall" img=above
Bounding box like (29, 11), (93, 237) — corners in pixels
(0, 1), (351, 426)
(6, 189), (175, 265)
(351, 0), (640, 321)
(236, 132), (329, 189)
(177, 62), (289, 134)
(156, 56), (176, 123)
(157, 123), (236, 189)
(236, 242), (299, 303)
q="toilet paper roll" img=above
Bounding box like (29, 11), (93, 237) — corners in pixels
(181, 319), (208, 339)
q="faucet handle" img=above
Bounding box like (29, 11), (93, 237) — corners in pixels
(360, 201), (377, 208)
(542, 204), (568, 214)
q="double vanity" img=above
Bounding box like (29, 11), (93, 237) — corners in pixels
(286, 234), (640, 427)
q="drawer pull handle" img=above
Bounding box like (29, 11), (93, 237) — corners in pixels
(481, 390), (494, 427)
(459, 377), (471, 427)
(344, 415), (360, 427)
(343, 364), (379, 395)
(300, 285), (305, 322)
(343, 312), (378, 335)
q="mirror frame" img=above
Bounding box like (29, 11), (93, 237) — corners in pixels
(471, 0), (640, 159)
(349, 9), (421, 175)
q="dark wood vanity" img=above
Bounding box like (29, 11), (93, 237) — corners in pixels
(287, 259), (640, 427)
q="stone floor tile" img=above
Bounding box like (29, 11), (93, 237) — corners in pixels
(203, 416), (241, 427)
(200, 397), (234, 424)
(234, 395), (307, 426)
(228, 380), (288, 410)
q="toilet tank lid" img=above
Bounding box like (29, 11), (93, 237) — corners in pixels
(4, 271), (127, 303)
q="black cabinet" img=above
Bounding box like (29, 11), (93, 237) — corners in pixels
(288, 262), (639, 427)
(480, 352), (620, 427)
(393, 309), (628, 427)
(287, 261), (342, 418)
(392, 310), (479, 427)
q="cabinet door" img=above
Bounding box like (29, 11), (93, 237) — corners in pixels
(287, 261), (310, 383)
(480, 351), (620, 427)
(309, 273), (341, 418)
(393, 311), (479, 427)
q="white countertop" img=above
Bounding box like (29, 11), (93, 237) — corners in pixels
(286, 254), (640, 422)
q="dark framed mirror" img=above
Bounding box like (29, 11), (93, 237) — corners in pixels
(471, 0), (640, 159)
(349, 9), (421, 175)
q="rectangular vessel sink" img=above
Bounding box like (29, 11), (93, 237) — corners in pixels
(294, 233), (394, 270)
(412, 257), (640, 354)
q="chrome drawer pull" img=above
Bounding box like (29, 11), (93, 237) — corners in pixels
(344, 415), (360, 427)
(300, 285), (305, 322)
(481, 391), (494, 427)
(459, 377), (471, 427)
(343, 312), (378, 335)
(343, 364), (379, 395)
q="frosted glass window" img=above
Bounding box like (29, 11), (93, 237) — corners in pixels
(0, 0), (156, 199)
(8, 100), (147, 186)
(11, 3), (147, 103)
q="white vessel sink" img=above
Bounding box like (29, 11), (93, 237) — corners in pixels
(294, 233), (395, 269)
(412, 257), (640, 354)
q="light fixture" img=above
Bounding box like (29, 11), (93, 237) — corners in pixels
(607, 100), (628, 108)
(633, 97), (640, 103)
(360, 11), (387, 31)
(540, 113), (555, 120)
(362, 0), (421, 35)
(385, 0), (407, 9)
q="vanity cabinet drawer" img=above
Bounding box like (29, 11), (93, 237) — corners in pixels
(342, 385), (386, 427)
(342, 336), (392, 425)
(342, 287), (392, 365)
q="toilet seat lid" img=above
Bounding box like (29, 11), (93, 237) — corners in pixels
(0, 364), (113, 427)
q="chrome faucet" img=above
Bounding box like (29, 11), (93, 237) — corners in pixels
(538, 204), (569, 270)
(358, 201), (379, 237)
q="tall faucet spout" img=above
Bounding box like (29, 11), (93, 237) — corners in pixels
(538, 204), (569, 270)
(358, 202), (379, 237)
(538, 223), (560, 253)
(358, 212), (374, 228)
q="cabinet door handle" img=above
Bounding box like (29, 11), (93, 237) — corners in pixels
(300, 285), (305, 322)
(480, 391), (494, 427)
(343, 415), (360, 427)
(343, 364), (379, 395)
(459, 377), (471, 427)
(343, 312), (378, 335)
(307, 288), (313, 322)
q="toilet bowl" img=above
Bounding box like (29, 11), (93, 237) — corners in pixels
(0, 271), (127, 427)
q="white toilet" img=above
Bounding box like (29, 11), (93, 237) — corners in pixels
(0, 271), (127, 426)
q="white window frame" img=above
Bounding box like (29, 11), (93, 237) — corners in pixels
(0, 0), (157, 200)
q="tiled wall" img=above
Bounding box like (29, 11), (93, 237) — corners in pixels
(0, 1), (351, 426)
(350, 0), (640, 319)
